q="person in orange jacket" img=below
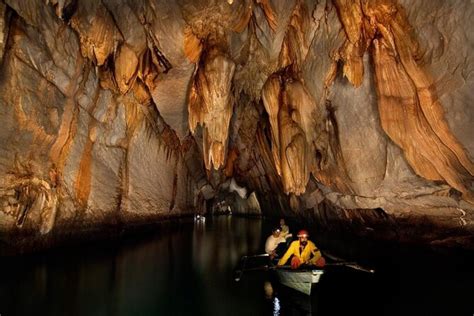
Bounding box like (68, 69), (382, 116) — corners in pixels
(277, 229), (325, 269)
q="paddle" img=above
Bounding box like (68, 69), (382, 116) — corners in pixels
(234, 253), (270, 282)
(326, 262), (375, 273)
(234, 265), (272, 281)
(234, 252), (374, 282)
(342, 263), (375, 273)
(239, 253), (271, 261)
(323, 252), (375, 273)
(234, 262), (373, 282)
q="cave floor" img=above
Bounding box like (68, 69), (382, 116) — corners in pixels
(1, 216), (473, 316)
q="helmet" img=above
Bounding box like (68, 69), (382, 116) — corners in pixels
(297, 230), (309, 238)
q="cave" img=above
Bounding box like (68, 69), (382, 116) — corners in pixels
(0, 0), (473, 315)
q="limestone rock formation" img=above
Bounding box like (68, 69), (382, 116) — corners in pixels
(0, 0), (473, 251)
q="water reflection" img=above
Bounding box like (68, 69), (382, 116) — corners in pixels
(263, 275), (316, 316)
(273, 287), (314, 316)
(273, 297), (281, 316)
(1, 217), (473, 316)
(193, 216), (262, 274)
(0, 217), (266, 316)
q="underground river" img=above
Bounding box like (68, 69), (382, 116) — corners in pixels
(1, 216), (473, 316)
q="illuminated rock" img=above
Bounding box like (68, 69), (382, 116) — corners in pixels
(0, 0), (472, 249)
(189, 45), (236, 170)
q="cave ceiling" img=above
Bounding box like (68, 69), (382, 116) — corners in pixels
(0, 0), (473, 244)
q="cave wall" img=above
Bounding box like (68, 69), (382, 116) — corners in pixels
(0, 0), (473, 248)
(0, 0), (200, 242)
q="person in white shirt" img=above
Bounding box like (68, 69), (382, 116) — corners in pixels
(265, 227), (286, 259)
(279, 218), (292, 240)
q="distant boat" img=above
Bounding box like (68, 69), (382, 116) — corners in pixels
(194, 214), (206, 222)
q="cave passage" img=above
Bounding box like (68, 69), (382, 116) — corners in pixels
(0, 0), (473, 315)
(1, 216), (473, 316)
(0, 0), (473, 251)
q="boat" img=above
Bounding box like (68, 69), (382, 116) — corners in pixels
(194, 214), (206, 222)
(235, 253), (372, 296)
(234, 254), (325, 296)
(273, 266), (324, 296)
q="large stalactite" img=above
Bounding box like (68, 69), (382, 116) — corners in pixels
(188, 44), (236, 171)
(0, 0), (473, 250)
(333, 0), (474, 204)
(262, 70), (317, 196)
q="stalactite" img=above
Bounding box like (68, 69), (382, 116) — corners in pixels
(0, 0), (473, 248)
(261, 70), (317, 195)
(311, 101), (354, 194)
(333, 0), (366, 87)
(261, 74), (282, 176)
(232, 1), (254, 33)
(255, 0), (277, 32)
(188, 45), (236, 170)
(184, 25), (202, 63)
(278, 0), (314, 70)
(333, 0), (474, 204)
(69, 0), (121, 66)
(114, 43), (139, 94)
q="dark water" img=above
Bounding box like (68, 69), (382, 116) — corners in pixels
(1, 217), (473, 316)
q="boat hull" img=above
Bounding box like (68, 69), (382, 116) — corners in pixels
(275, 268), (324, 295)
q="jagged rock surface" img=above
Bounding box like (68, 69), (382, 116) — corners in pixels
(0, 0), (473, 250)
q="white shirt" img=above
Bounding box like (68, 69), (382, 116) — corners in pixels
(265, 235), (286, 254)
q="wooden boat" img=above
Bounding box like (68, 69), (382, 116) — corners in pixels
(234, 253), (372, 296)
(274, 267), (324, 296)
(234, 254), (324, 295)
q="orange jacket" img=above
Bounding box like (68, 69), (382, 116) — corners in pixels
(277, 240), (322, 266)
